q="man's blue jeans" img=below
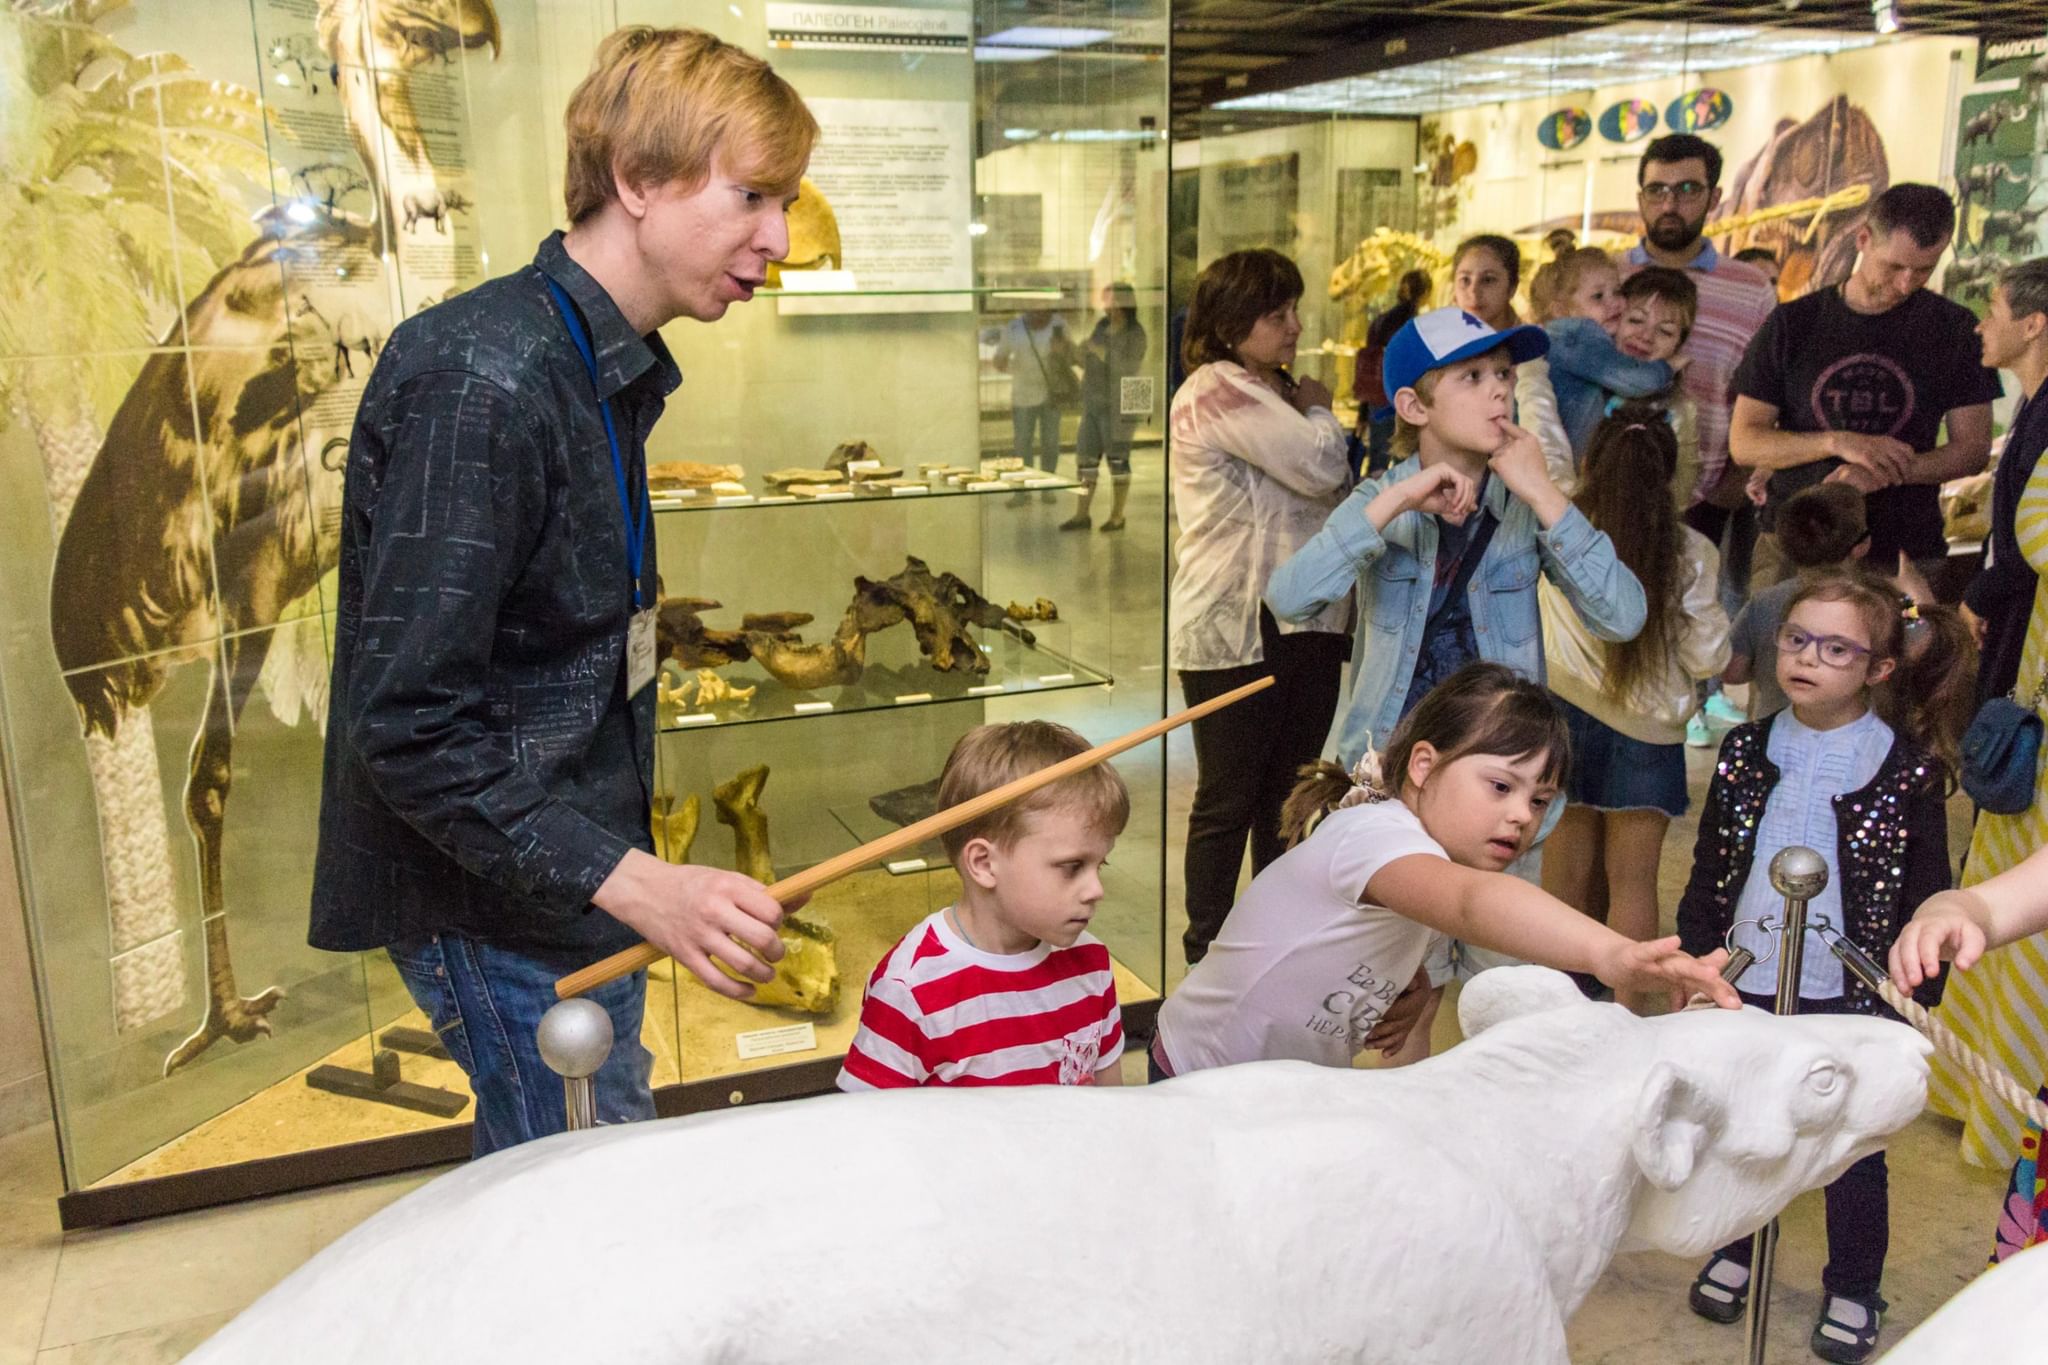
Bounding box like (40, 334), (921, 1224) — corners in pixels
(1012, 400), (1061, 472)
(387, 932), (655, 1157)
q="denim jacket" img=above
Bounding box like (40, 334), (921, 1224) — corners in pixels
(1545, 316), (1674, 459)
(1265, 454), (1647, 765)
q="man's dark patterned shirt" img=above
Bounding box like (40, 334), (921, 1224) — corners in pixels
(311, 233), (677, 957)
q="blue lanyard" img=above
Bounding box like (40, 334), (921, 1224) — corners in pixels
(544, 277), (649, 609)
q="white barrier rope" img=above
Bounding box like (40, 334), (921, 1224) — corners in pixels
(1875, 978), (2048, 1131)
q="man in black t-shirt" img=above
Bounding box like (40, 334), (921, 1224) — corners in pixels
(1730, 183), (2001, 585)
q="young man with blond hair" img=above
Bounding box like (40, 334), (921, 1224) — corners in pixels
(314, 27), (817, 1155)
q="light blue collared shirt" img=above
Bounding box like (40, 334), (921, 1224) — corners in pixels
(1730, 708), (1895, 999)
(1622, 240), (1721, 272)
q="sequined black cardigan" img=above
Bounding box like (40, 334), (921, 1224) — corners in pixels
(1675, 716), (1951, 1015)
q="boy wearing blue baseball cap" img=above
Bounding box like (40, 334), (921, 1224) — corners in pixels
(1269, 306), (1646, 767)
(1266, 308), (1648, 1052)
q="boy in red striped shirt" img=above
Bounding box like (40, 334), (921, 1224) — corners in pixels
(837, 721), (1130, 1090)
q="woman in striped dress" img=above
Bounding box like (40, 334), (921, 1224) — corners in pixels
(1906, 383), (2048, 1250)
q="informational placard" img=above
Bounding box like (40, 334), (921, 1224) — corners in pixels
(734, 1022), (821, 1060)
(1204, 153), (1300, 257)
(766, 4), (971, 54)
(780, 98), (973, 316)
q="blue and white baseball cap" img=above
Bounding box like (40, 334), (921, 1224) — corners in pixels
(1381, 307), (1549, 410)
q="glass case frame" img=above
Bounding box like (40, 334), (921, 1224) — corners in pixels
(0, 0), (1172, 1226)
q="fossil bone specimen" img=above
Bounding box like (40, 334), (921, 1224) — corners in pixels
(655, 561), (1052, 692)
(691, 670), (755, 707)
(764, 178), (841, 287)
(651, 793), (699, 864)
(711, 766), (838, 1013)
(655, 599), (811, 670)
(647, 460), (744, 490)
(850, 557), (1039, 673)
(1006, 598), (1060, 623)
(827, 440), (881, 470)
(763, 467), (845, 487)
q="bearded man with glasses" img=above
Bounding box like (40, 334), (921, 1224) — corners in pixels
(1620, 134), (1779, 549)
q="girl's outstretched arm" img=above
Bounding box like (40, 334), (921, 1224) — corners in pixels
(1891, 842), (2048, 989)
(1366, 854), (1740, 1008)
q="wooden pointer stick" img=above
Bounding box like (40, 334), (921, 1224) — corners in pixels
(555, 674), (1276, 1000)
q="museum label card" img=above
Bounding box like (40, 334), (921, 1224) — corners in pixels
(766, 5), (970, 54)
(735, 1023), (819, 1060)
(626, 608), (657, 697)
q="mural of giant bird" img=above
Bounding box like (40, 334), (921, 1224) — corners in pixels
(1721, 95), (1889, 297)
(46, 0), (499, 1075)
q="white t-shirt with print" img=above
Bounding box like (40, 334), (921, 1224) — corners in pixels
(1156, 800), (1446, 1073)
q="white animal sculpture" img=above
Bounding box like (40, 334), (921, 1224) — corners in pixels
(185, 968), (1930, 1364)
(1881, 1241), (2047, 1362)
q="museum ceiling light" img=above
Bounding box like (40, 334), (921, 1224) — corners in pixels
(1212, 21), (1882, 117)
(1872, 1), (1901, 35)
(980, 26), (1112, 50)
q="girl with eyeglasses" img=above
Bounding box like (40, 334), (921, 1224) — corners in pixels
(1672, 566), (1975, 1363)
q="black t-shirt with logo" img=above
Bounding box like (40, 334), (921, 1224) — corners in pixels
(1733, 286), (2002, 562)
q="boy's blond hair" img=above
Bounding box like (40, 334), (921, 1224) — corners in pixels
(1389, 368), (1441, 457)
(936, 722), (1130, 862)
(563, 26), (818, 224)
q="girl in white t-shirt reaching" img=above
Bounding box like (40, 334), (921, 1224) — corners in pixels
(1149, 662), (1739, 1081)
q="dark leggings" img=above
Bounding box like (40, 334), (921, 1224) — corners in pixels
(1714, 992), (1888, 1297)
(1177, 609), (1348, 965)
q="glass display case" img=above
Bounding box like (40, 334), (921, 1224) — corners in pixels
(0, 0), (1170, 1225)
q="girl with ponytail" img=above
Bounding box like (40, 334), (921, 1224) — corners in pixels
(1673, 565), (1972, 1351)
(1539, 403), (1732, 1011)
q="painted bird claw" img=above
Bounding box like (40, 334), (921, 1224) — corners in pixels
(162, 985), (287, 1075)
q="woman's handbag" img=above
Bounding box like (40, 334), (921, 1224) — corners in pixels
(1960, 674), (2048, 815)
(1026, 325), (1082, 411)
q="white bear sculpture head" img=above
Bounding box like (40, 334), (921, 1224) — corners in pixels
(1459, 966), (1931, 1257)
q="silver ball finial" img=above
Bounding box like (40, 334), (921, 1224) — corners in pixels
(1768, 845), (1830, 901)
(536, 997), (614, 1080)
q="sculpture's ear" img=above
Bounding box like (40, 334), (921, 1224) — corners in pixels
(1631, 1060), (1716, 1191)
(1458, 966), (1591, 1038)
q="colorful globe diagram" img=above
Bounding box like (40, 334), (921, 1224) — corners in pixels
(1665, 88), (1733, 134)
(1537, 107), (1593, 152)
(1598, 98), (1660, 144)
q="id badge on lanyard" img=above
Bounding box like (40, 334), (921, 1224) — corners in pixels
(545, 277), (656, 698)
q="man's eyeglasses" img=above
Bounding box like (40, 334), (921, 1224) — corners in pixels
(1639, 180), (1709, 204)
(1775, 623), (1872, 669)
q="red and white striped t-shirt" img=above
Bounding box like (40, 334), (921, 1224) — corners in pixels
(837, 910), (1124, 1090)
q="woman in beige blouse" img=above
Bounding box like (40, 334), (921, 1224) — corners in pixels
(1168, 249), (1354, 964)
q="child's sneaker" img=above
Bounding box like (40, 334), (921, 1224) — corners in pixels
(1686, 713), (1714, 748)
(1810, 1292), (1886, 1363)
(1687, 1255), (1749, 1323)
(1703, 692), (1747, 728)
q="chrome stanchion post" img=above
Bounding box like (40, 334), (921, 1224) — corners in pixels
(536, 997), (614, 1132)
(1744, 846), (1829, 1365)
